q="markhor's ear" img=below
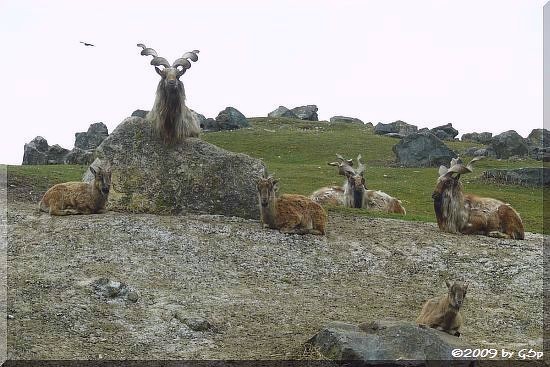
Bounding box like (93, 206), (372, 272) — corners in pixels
(155, 66), (163, 77)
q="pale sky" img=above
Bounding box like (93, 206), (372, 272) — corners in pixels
(0, 0), (546, 165)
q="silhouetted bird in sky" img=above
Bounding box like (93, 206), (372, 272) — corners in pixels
(80, 41), (95, 47)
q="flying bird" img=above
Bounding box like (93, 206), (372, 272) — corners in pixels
(80, 41), (95, 47)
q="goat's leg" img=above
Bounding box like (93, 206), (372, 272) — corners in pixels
(49, 207), (81, 216)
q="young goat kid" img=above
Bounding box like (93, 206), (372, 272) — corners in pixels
(257, 176), (327, 235)
(138, 43), (201, 143)
(39, 166), (111, 216)
(416, 280), (468, 337)
(433, 157), (524, 239)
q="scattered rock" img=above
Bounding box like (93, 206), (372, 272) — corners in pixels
(268, 106), (299, 119)
(308, 320), (473, 362)
(7, 314), (14, 320)
(92, 116), (266, 218)
(330, 116), (363, 124)
(74, 122), (109, 150)
(22, 136), (49, 165)
(46, 144), (70, 164)
(290, 105), (318, 121)
(91, 278), (132, 301)
(392, 133), (457, 167)
(429, 123), (459, 141)
(374, 120), (418, 137)
(461, 132), (493, 144)
(216, 107), (249, 130)
(175, 314), (212, 332)
(526, 128), (550, 148)
(127, 291), (139, 303)
(489, 130), (529, 159)
(481, 168), (550, 187)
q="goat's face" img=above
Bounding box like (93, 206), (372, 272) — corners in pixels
(432, 175), (459, 201)
(257, 177), (278, 207)
(347, 173), (366, 208)
(446, 280), (468, 309)
(156, 67), (181, 91)
(91, 167), (112, 196)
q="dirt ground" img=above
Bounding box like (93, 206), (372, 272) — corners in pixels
(6, 192), (544, 360)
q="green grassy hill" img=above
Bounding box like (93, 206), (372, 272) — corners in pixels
(6, 117), (546, 233)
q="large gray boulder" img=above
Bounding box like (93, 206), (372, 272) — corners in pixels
(268, 106), (299, 119)
(22, 136), (49, 165)
(308, 320), (473, 363)
(374, 120), (418, 137)
(22, 137), (70, 165)
(430, 123), (459, 141)
(191, 110), (207, 130)
(74, 122), (109, 150)
(489, 130), (529, 159)
(393, 133), (457, 167)
(92, 116), (266, 218)
(65, 147), (95, 165)
(290, 105), (318, 121)
(526, 128), (550, 148)
(481, 168), (550, 187)
(461, 132), (493, 144)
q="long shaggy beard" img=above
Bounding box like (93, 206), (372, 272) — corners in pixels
(147, 81), (200, 143)
(439, 183), (469, 233)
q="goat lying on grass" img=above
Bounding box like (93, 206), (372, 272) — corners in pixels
(138, 43), (201, 143)
(257, 176), (327, 235)
(416, 280), (468, 337)
(311, 154), (406, 214)
(433, 157), (524, 239)
(39, 166), (111, 216)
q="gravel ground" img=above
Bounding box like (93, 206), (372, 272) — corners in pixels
(6, 199), (544, 360)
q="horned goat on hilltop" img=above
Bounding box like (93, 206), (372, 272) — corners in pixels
(433, 157), (524, 239)
(138, 43), (201, 143)
(311, 154), (406, 214)
(39, 166), (111, 216)
(416, 280), (468, 337)
(257, 176), (327, 235)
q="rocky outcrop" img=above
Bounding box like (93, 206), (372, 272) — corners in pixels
(330, 116), (364, 124)
(131, 109), (149, 118)
(290, 105), (318, 121)
(308, 320), (473, 363)
(481, 168), (550, 187)
(374, 120), (418, 138)
(200, 107), (249, 131)
(90, 116), (265, 218)
(22, 137), (69, 165)
(430, 123), (458, 141)
(461, 132), (493, 144)
(268, 106), (299, 119)
(526, 129), (550, 161)
(392, 133), (457, 167)
(74, 122), (109, 150)
(489, 130), (529, 159)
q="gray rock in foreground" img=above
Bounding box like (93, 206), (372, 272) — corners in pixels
(93, 116), (266, 219)
(393, 133), (457, 167)
(308, 320), (473, 364)
(481, 168), (550, 187)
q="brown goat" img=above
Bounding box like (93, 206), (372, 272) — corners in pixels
(433, 157), (524, 239)
(39, 166), (111, 216)
(416, 280), (468, 337)
(138, 44), (200, 143)
(257, 176), (327, 235)
(311, 154), (406, 214)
